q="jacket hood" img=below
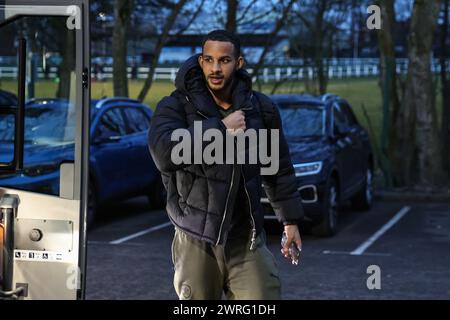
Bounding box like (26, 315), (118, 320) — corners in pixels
(174, 54), (254, 118)
(174, 54), (202, 93)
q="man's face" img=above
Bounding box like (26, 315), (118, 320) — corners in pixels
(199, 40), (243, 92)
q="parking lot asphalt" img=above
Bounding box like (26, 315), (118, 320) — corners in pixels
(85, 197), (450, 300)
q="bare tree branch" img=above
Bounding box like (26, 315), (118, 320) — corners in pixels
(270, 78), (289, 94)
(293, 10), (314, 31)
(174, 0), (206, 36)
(236, 0), (259, 24)
(250, 0), (297, 85)
(148, 0), (176, 9)
(137, 0), (189, 102)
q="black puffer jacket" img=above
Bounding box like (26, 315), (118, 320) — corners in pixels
(148, 54), (303, 245)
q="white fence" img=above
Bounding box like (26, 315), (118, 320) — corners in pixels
(1, 59), (450, 83)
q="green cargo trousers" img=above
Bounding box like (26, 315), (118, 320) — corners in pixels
(171, 227), (281, 300)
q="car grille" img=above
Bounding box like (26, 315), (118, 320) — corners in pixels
(261, 184), (318, 204)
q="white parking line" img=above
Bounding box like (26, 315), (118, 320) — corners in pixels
(109, 221), (172, 245)
(89, 240), (146, 247)
(322, 250), (391, 257)
(350, 206), (411, 255)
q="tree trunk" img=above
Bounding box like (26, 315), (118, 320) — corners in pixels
(137, 0), (188, 102)
(315, 0), (327, 95)
(57, 28), (75, 99)
(440, 0), (450, 174)
(112, 0), (133, 97)
(403, 0), (443, 187)
(376, 0), (401, 186)
(226, 0), (238, 33)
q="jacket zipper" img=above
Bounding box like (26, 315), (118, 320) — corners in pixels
(198, 108), (255, 247)
(193, 105), (234, 246)
(216, 165), (235, 245)
(241, 97), (257, 249)
(195, 95), (257, 247)
(196, 110), (208, 119)
(241, 167), (257, 251)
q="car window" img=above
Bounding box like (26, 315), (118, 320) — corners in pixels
(339, 102), (359, 126)
(333, 104), (349, 134)
(96, 108), (127, 139)
(28, 106), (75, 144)
(278, 103), (326, 139)
(123, 107), (150, 134)
(0, 15), (77, 196)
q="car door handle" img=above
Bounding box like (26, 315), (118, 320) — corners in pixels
(109, 136), (122, 142)
(336, 140), (346, 149)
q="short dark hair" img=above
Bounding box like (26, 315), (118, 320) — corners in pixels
(201, 30), (241, 58)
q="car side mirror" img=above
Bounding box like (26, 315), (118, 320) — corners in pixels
(333, 123), (349, 136)
(328, 134), (338, 143)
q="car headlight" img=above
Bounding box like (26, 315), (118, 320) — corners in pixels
(294, 161), (322, 177)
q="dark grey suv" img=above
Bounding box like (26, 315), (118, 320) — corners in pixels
(262, 93), (374, 236)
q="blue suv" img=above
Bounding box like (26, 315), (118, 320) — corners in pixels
(0, 97), (164, 226)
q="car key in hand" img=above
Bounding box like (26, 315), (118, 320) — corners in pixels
(281, 231), (301, 265)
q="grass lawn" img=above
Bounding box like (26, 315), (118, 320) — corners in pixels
(258, 77), (384, 144)
(96, 77), (443, 170)
(110, 78), (385, 153)
(0, 78), (385, 131)
(91, 77), (384, 139)
(1, 76), (443, 174)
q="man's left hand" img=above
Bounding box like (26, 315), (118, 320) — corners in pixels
(281, 224), (302, 259)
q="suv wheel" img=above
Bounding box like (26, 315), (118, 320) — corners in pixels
(312, 177), (338, 237)
(351, 167), (373, 211)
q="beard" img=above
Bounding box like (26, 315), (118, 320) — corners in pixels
(206, 70), (235, 92)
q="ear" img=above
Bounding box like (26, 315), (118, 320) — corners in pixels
(198, 55), (204, 68)
(236, 55), (244, 70)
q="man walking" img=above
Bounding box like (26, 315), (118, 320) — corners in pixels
(148, 30), (303, 300)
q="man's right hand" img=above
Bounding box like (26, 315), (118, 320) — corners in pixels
(222, 110), (246, 131)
